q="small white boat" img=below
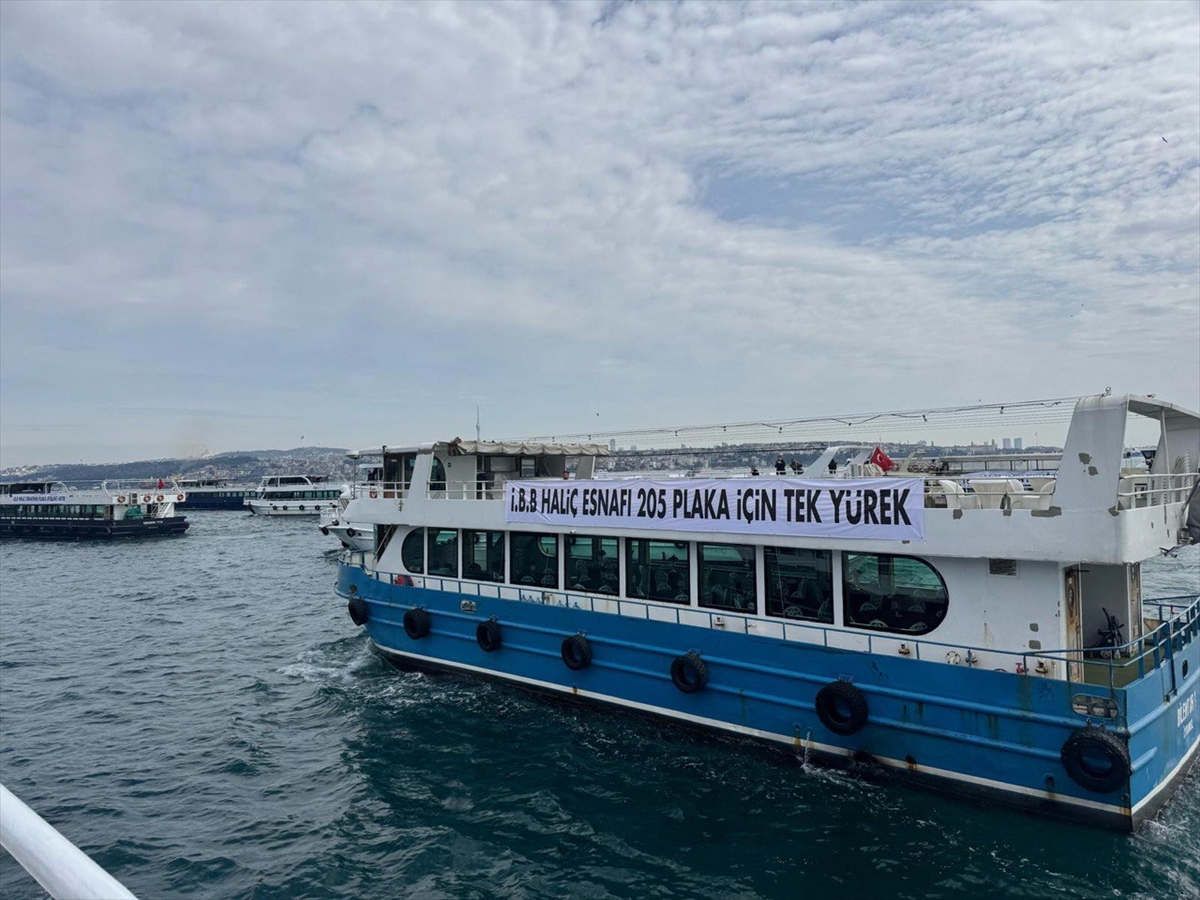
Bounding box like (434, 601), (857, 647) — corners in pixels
(244, 475), (345, 516)
(320, 487), (374, 551)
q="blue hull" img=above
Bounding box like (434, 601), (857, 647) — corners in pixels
(338, 564), (1200, 830)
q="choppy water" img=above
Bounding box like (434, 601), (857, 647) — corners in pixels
(1, 512), (1198, 900)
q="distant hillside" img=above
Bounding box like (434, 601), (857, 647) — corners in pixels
(1, 447), (353, 486)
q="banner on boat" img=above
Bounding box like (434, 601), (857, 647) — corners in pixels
(505, 478), (925, 541)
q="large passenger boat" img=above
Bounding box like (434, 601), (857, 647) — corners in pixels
(333, 393), (1200, 830)
(244, 475), (345, 516)
(174, 478), (253, 511)
(0, 481), (189, 539)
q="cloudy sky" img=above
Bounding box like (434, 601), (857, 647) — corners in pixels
(1, 1), (1197, 466)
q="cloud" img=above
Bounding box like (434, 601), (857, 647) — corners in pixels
(1, 0), (1197, 465)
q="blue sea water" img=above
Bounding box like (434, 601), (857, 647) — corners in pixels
(1, 512), (1198, 900)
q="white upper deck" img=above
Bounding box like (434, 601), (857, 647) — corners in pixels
(346, 394), (1200, 567)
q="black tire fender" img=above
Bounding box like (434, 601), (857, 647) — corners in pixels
(670, 652), (707, 693)
(476, 618), (502, 653)
(347, 596), (369, 626)
(346, 527), (357, 538)
(1060, 727), (1131, 794)
(403, 607), (431, 640)
(815, 680), (869, 735)
(561, 633), (593, 670)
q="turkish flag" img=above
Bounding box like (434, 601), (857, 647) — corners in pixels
(870, 446), (897, 472)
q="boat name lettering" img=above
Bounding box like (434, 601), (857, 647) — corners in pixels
(505, 478), (925, 540)
(7, 495), (69, 503)
(1179, 691), (1196, 739)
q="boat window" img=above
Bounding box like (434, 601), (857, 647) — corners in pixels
(626, 539), (690, 605)
(765, 547), (834, 623)
(401, 528), (425, 574)
(427, 528), (458, 577)
(430, 458), (447, 492)
(843, 553), (948, 636)
(698, 543), (757, 613)
(463, 530), (505, 582)
(565, 535), (618, 594)
(510, 532), (558, 587)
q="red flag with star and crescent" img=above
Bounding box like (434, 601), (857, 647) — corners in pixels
(870, 446), (897, 472)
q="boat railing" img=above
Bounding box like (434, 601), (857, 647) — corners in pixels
(0, 783), (137, 900)
(354, 481), (409, 501)
(341, 551), (1199, 695)
(1116, 472), (1197, 509)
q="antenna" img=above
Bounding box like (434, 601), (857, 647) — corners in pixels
(476, 406), (481, 443)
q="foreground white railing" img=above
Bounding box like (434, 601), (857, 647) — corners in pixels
(0, 784), (136, 900)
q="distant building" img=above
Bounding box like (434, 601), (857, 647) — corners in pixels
(1014, 437), (1023, 450)
(1003, 438), (1012, 450)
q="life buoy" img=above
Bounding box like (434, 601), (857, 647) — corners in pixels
(561, 634), (593, 670)
(177, 494), (184, 501)
(670, 652), (707, 693)
(117, 495), (126, 504)
(156, 494), (164, 502)
(369, 490), (378, 499)
(815, 680), (869, 735)
(142, 494), (152, 503)
(1060, 727), (1130, 793)
(347, 596), (369, 626)
(403, 607), (431, 640)
(476, 619), (502, 653)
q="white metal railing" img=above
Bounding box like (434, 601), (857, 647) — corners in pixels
(354, 482), (409, 501)
(1116, 472), (1198, 509)
(342, 548), (1200, 689)
(0, 784), (137, 900)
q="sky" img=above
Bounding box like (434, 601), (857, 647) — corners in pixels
(1, 0), (1197, 466)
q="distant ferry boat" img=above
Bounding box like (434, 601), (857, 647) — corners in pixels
(245, 475), (345, 516)
(332, 393), (1200, 830)
(175, 478), (253, 510)
(0, 481), (189, 539)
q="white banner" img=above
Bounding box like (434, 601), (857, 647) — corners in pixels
(504, 477), (925, 541)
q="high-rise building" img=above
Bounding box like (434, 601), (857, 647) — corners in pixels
(1002, 438), (1012, 450)
(1014, 437), (1023, 450)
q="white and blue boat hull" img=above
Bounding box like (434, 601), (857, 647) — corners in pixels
(338, 566), (1200, 831)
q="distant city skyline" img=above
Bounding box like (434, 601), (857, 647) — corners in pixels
(2, 2), (1197, 467)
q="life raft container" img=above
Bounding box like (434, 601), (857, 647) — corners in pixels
(815, 680), (869, 735)
(1060, 727), (1131, 794)
(670, 652), (707, 693)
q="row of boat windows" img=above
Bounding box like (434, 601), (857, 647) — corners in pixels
(4, 505), (112, 518)
(254, 491), (341, 500)
(397, 528), (949, 636)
